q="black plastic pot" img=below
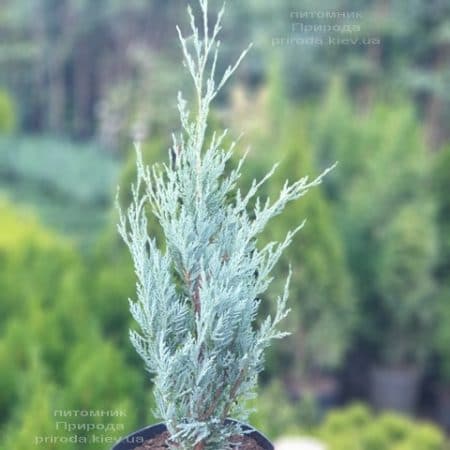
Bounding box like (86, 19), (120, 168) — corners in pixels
(370, 365), (421, 414)
(435, 383), (450, 430)
(112, 420), (274, 450)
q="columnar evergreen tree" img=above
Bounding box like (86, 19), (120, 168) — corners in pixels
(433, 146), (450, 282)
(432, 146), (450, 383)
(117, 1), (333, 449)
(315, 98), (437, 367)
(266, 110), (355, 387)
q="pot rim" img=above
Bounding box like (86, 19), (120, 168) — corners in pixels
(111, 419), (274, 450)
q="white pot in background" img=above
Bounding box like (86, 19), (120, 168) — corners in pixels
(275, 437), (326, 450)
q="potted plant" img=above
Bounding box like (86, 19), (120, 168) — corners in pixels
(264, 112), (355, 411)
(315, 100), (438, 415)
(114, 1), (332, 449)
(433, 284), (450, 429)
(369, 202), (437, 414)
(432, 145), (450, 429)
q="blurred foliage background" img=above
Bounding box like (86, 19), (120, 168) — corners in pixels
(1, 0), (450, 449)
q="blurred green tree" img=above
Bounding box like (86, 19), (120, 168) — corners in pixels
(0, 201), (148, 448)
(432, 145), (450, 282)
(431, 145), (450, 420)
(265, 109), (356, 396)
(1, 0), (450, 146)
(310, 88), (438, 414)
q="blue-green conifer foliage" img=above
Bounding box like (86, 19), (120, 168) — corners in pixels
(117, 1), (333, 448)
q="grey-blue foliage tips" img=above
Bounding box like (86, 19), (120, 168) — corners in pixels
(117, 1), (334, 449)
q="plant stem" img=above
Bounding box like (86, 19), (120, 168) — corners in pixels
(194, 441), (205, 450)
